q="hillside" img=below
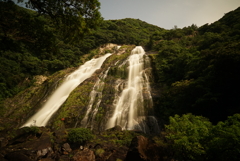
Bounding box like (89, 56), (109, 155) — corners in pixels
(150, 6), (240, 124)
(0, 1), (240, 161)
(0, 1), (164, 102)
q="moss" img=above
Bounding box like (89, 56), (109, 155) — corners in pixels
(95, 130), (140, 147)
(116, 159), (123, 161)
(51, 80), (95, 129)
(67, 128), (94, 144)
(95, 148), (105, 157)
(95, 106), (104, 122)
(104, 49), (113, 54)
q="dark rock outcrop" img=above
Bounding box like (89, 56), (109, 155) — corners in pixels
(125, 135), (164, 161)
(72, 148), (95, 161)
(125, 136), (148, 161)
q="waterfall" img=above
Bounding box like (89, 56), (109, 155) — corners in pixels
(106, 46), (159, 133)
(81, 68), (110, 129)
(21, 53), (111, 127)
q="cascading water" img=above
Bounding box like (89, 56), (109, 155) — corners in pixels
(21, 53), (111, 127)
(106, 46), (159, 133)
(81, 68), (110, 129)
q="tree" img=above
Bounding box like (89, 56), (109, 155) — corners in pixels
(207, 114), (240, 161)
(165, 114), (212, 160)
(16, 0), (102, 43)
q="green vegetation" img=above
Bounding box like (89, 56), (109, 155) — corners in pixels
(95, 148), (105, 157)
(18, 0), (102, 43)
(51, 80), (94, 129)
(0, 1), (240, 160)
(146, 8), (240, 160)
(95, 130), (140, 147)
(0, 1), (162, 104)
(22, 126), (41, 135)
(92, 18), (164, 46)
(150, 7), (240, 124)
(164, 113), (240, 161)
(68, 128), (94, 144)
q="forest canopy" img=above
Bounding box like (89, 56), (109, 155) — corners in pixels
(9, 0), (102, 43)
(150, 6), (240, 124)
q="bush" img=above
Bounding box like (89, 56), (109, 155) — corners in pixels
(68, 128), (94, 144)
(23, 126), (41, 135)
(165, 114), (212, 160)
(95, 148), (105, 157)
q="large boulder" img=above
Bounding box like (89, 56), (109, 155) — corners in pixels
(72, 148), (95, 161)
(125, 135), (163, 161)
(125, 135), (148, 161)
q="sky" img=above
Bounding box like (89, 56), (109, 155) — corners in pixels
(98, 0), (240, 29)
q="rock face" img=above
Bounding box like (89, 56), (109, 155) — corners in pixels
(62, 143), (72, 154)
(72, 148), (95, 161)
(125, 135), (163, 161)
(125, 136), (148, 161)
(0, 45), (163, 160)
(0, 126), (167, 161)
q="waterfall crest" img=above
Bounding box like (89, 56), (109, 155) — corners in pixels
(21, 53), (111, 127)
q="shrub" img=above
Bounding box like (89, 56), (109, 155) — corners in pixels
(23, 126), (41, 135)
(68, 128), (94, 144)
(95, 148), (105, 157)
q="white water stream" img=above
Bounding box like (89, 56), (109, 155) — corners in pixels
(106, 46), (154, 132)
(21, 53), (111, 127)
(81, 67), (110, 129)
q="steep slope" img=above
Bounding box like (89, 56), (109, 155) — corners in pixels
(150, 6), (240, 124)
(0, 1), (165, 104)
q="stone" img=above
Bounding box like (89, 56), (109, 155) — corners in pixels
(72, 148), (95, 161)
(41, 148), (48, 156)
(125, 135), (164, 161)
(107, 125), (122, 132)
(37, 147), (53, 158)
(62, 143), (72, 154)
(125, 135), (148, 161)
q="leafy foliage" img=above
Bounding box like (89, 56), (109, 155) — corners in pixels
(0, 2), (164, 103)
(165, 114), (212, 160)
(22, 126), (41, 135)
(98, 130), (139, 147)
(17, 0), (102, 43)
(152, 6), (240, 124)
(68, 128), (94, 144)
(207, 114), (240, 161)
(165, 113), (240, 161)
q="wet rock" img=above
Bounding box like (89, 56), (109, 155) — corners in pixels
(72, 148), (95, 161)
(37, 147), (53, 158)
(106, 147), (128, 161)
(34, 75), (48, 85)
(125, 135), (148, 161)
(62, 143), (72, 154)
(125, 135), (164, 161)
(106, 125), (122, 132)
(53, 125), (67, 144)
